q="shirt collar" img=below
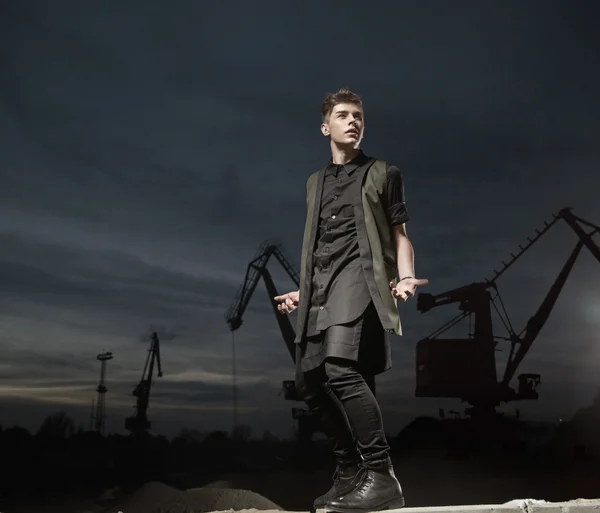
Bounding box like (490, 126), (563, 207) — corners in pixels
(326, 150), (367, 177)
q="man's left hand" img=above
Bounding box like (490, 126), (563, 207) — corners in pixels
(389, 277), (429, 302)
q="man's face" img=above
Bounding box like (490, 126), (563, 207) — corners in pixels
(321, 102), (364, 147)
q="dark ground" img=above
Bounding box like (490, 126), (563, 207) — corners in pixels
(0, 413), (599, 513)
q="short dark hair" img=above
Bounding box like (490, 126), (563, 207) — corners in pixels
(320, 87), (363, 122)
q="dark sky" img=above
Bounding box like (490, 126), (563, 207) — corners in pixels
(1, 0), (599, 439)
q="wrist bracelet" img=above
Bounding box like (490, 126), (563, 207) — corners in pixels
(399, 276), (413, 282)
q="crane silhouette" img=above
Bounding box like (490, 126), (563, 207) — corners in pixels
(125, 331), (164, 434)
(225, 240), (322, 440)
(415, 207), (600, 418)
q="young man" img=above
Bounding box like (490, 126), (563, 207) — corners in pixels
(275, 88), (428, 513)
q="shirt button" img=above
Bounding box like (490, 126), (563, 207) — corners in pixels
(333, 195), (338, 200)
(319, 306), (324, 310)
(331, 215), (336, 219)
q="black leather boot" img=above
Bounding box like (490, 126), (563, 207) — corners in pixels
(313, 464), (366, 511)
(324, 463), (405, 512)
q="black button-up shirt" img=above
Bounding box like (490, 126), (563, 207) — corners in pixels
(305, 151), (410, 337)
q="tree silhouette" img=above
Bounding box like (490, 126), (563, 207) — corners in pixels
(38, 411), (76, 439)
(176, 427), (206, 444)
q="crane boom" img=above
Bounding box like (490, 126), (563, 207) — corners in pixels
(226, 241), (299, 332)
(502, 239), (584, 386)
(225, 241), (299, 359)
(224, 240), (323, 440)
(501, 208), (600, 389)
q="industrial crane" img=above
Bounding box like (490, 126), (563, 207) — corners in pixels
(415, 207), (600, 418)
(125, 331), (163, 434)
(225, 240), (321, 440)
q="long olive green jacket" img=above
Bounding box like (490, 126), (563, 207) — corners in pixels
(294, 157), (401, 345)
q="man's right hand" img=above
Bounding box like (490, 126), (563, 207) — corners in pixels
(274, 291), (300, 314)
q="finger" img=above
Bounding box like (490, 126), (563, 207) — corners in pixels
(414, 279), (429, 286)
(389, 281), (395, 289)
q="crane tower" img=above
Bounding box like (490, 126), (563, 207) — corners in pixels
(93, 351), (114, 436)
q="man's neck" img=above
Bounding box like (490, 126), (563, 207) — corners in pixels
(330, 143), (361, 165)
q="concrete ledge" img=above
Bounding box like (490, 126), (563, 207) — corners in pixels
(513, 498), (600, 513)
(209, 499), (600, 513)
(394, 498), (600, 513)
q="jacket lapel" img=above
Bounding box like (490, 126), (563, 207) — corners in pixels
(295, 167), (326, 343)
(352, 158), (375, 265)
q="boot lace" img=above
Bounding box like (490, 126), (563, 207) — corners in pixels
(355, 470), (375, 494)
(331, 467), (340, 484)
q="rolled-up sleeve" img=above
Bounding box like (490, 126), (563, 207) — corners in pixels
(386, 165), (410, 226)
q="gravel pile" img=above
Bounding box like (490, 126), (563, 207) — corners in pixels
(182, 487), (281, 512)
(108, 481), (282, 513)
(107, 482), (182, 513)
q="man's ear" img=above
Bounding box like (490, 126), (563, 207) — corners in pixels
(320, 122), (330, 137)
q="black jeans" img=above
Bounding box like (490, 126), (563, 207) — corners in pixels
(301, 356), (390, 469)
